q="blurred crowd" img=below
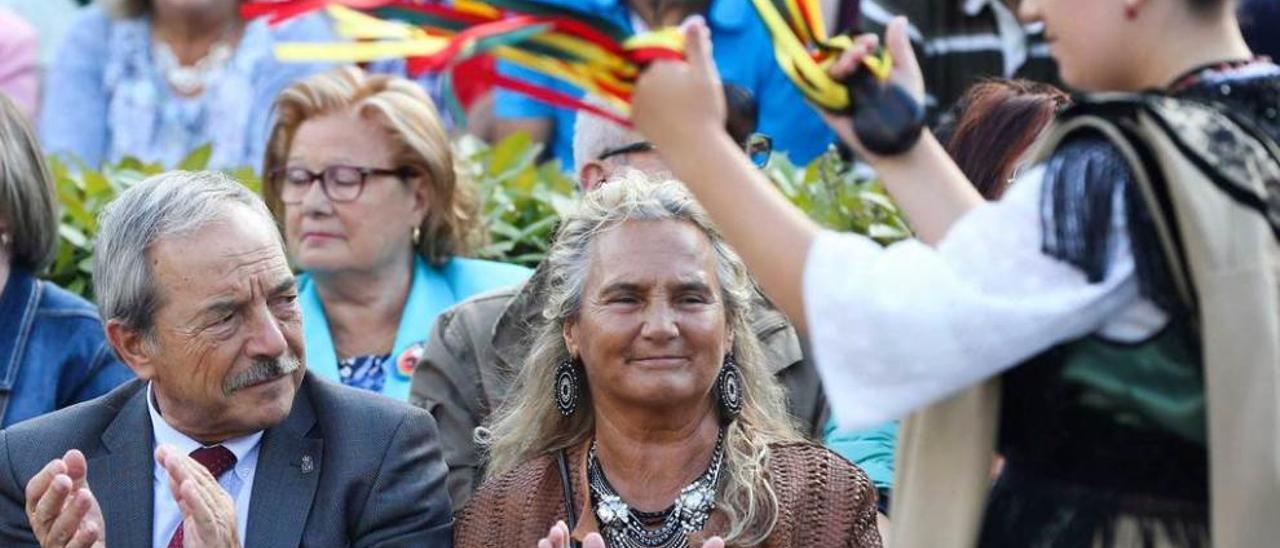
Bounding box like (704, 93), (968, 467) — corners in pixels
(0, 0), (1274, 169)
(0, 0), (1277, 547)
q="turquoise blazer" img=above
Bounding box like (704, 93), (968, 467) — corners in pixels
(298, 255), (532, 400)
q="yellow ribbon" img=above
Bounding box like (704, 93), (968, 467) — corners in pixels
(750, 0), (893, 111)
(328, 4), (420, 40)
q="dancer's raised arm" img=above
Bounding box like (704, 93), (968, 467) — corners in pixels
(633, 17), (982, 330)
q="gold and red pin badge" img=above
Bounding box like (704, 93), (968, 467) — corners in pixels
(395, 341), (427, 380)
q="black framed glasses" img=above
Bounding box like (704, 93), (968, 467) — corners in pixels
(745, 133), (773, 168)
(273, 165), (417, 204)
(596, 141), (656, 162)
(596, 135), (773, 168)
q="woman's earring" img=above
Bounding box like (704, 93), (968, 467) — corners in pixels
(412, 226), (421, 245)
(554, 357), (583, 416)
(716, 354), (744, 421)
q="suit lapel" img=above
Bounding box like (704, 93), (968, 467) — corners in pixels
(245, 375), (322, 548)
(93, 385), (155, 548)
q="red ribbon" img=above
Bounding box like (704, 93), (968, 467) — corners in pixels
(488, 72), (632, 128)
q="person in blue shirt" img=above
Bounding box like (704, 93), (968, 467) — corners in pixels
(825, 419), (897, 513)
(0, 94), (133, 427)
(492, 0), (836, 169)
(261, 67), (531, 401)
(39, 0), (335, 170)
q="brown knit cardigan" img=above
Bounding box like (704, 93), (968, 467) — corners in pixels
(454, 441), (883, 547)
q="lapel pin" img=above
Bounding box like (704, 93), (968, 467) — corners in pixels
(300, 455), (314, 474)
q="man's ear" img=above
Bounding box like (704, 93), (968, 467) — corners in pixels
(578, 162), (607, 192)
(105, 319), (158, 379)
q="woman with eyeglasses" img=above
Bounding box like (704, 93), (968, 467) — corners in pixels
(261, 66), (531, 400)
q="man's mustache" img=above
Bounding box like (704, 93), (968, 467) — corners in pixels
(224, 353), (302, 395)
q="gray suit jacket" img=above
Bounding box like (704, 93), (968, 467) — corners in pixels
(0, 372), (453, 547)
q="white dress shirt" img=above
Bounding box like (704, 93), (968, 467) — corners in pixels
(803, 166), (1168, 430)
(147, 384), (262, 548)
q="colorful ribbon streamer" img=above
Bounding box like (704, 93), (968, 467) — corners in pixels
(241, 0), (889, 123)
(240, 0), (685, 124)
(748, 0), (892, 113)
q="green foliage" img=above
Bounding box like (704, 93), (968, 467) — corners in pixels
(47, 138), (906, 301)
(459, 133), (578, 267)
(764, 151), (911, 243)
(46, 145), (259, 300)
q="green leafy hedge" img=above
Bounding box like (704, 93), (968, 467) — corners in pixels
(48, 137), (906, 300)
(47, 145), (260, 298)
(766, 150), (911, 242)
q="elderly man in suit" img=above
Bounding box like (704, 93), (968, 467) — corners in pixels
(0, 171), (452, 547)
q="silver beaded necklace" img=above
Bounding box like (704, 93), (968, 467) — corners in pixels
(588, 428), (726, 548)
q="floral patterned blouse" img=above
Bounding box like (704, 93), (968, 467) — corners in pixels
(338, 353), (391, 393)
(38, 6), (335, 170)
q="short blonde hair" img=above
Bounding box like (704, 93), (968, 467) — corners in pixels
(0, 94), (58, 272)
(262, 66), (482, 265)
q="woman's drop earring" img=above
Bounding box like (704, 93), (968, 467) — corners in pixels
(554, 357), (583, 416)
(716, 354), (743, 421)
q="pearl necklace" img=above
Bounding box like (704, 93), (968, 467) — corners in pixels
(153, 32), (235, 96)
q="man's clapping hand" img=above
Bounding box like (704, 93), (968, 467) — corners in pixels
(155, 445), (239, 548)
(24, 450), (105, 548)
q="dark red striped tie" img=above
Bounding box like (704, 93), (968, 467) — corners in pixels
(166, 446), (237, 548)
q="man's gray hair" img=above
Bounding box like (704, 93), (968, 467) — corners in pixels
(94, 171), (276, 334)
(571, 99), (645, 178)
